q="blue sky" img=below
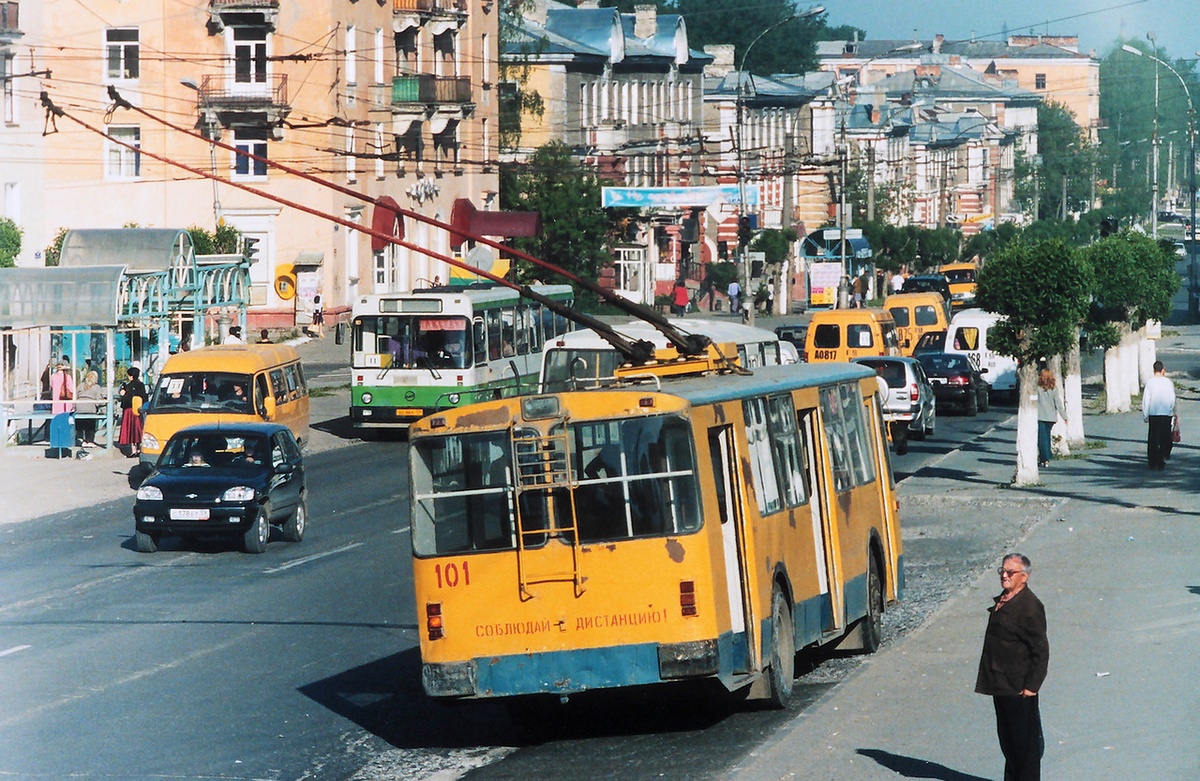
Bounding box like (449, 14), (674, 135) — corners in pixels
(823, 0), (1199, 62)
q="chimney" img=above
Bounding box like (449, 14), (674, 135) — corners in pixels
(704, 44), (735, 78)
(634, 4), (656, 39)
(933, 34), (944, 54)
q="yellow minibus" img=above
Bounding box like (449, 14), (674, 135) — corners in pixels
(140, 344), (310, 467)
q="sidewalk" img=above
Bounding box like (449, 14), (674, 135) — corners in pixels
(0, 335), (353, 526)
(737, 328), (1200, 780)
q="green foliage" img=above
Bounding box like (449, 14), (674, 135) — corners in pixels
(44, 227), (68, 267)
(188, 223), (242, 255)
(705, 261), (739, 291)
(975, 238), (1093, 365)
(0, 217), (21, 268)
(1013, 102), (1097, 220)
(749, 228), (795, 264)
(499, 0), (546, 153)
(673, 0), (825, 76)
(1081, 232), (1180, 346)
(500, 143), (613, 309)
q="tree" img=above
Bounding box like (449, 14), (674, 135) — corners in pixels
(1013, 102), (1097, 221)
(0, 217), (21, 268)
(500, 143), (613, 309)
(188, 223), (241, 255)
(499, 0), (547, 154)
(44, 227), (68, 267)
(975, 238), (1092, 485)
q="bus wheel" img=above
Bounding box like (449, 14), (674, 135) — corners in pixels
(861, 554), (884, 654)
(766, 587), (795, 709)
(242, 510), (269, 554)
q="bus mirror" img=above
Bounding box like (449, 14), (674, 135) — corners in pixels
(335, 322), (346, 345)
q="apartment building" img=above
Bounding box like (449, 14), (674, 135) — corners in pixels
(2, 0), (499, 325)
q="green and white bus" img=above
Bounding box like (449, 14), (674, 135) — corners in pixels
(348, 284), (575, 429)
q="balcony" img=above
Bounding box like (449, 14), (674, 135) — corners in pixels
(393, 0), (467, 34)
(391, 74), (472, 106)
(208, 0), (279, 32)
(193, 74), (291, 138)
(0, 3), (21, 43)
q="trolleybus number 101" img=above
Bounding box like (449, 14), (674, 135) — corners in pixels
(433, 561), (471, 589)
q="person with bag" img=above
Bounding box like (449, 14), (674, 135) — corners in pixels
(1142, 360), (1176, 470)
(49, 360), (76, 415)
(117, 367), (147, 458)
(1035, 368), (1066, 468)
(75, 370), (105, 448)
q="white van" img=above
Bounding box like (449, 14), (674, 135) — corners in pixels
(944, 309), (1017, 396)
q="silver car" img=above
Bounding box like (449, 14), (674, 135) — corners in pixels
(854, 356), (936, 454)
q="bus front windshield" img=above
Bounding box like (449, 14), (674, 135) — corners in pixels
(149, 372), (255, 414)
(354, 315), (470, 370)
(411, 414), (701, 556)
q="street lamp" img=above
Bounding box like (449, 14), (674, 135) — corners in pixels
(735, 4), (824, 324)
(1122, 44), (1197, 318)
(181, 77), (223, 229)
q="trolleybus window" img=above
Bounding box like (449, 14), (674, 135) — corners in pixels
(820, 383), (876, 492)
(412, 430), (516, 555)
(743, 395), (809, 515)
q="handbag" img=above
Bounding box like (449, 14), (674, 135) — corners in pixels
(1172, 415), (1182, 444)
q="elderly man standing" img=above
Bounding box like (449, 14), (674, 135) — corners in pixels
(976, 553), (1049, 781)
(1142, 360), (1176, 470)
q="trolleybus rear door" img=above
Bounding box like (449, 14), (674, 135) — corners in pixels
(708, 426), (756, 674)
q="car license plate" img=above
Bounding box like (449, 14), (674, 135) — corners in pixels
(396, 408), (424, 417)
(170, 508), (210, 521)
(930, 378), (946, 385)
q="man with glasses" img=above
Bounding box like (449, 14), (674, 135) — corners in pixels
(976, 553), (1049, 781)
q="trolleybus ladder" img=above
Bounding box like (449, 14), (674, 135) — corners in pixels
(512, 429), (584, 599)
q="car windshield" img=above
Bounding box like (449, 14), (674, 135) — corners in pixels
(859, 360), (906, 388)
(160, 433), (270, 470)
(150, 372), (254, 414)
(918, 354), (971, 374)
(943, 269), (976, 284)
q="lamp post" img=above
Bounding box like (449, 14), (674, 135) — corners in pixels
(181, 78), (222, 229)
(1123, 44), (1197, 318)
(735, 5), (824, 325)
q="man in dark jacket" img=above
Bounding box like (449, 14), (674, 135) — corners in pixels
(976, 553), (1049, 781)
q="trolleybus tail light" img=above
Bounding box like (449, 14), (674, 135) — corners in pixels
(429, 416), (447, 429)
(639, 397), (656, 408)
(426, 602), (444, 639)
(679, 580), (698, 617)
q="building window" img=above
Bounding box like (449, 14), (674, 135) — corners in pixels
(395, 28), (417, 75)
(234, 27), (268, 84)
(2, 54), (14, 123)
(397, 123), (423, 164)
(106, 28), (140, 80)
(233, 129), (269, 177)
(1035, 73), (1046, 90)
(374, 123), (386, 179)
(106, 126), (141, 178)
(481, 32), (490, 85)
(346, 126), (357, 182)
(345, 25), (357, 85)
(374, 28), (385, 85)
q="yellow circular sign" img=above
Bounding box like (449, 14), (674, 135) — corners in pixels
(275, 273), (297, 300)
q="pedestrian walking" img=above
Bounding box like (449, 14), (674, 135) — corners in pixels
(976, 552), (1049, 781)
(891, 270), (905, 293)
(727, 280), (741, 315)
(851, 271), (867, 308)
(1142, 359), (1176, 470)
(672, 279), (690, 316)
(312, 293), (325, 338)
(1036, 368), (1066, 467)
(223, 325), (244, 344)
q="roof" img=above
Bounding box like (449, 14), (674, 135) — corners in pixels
(817, 36), (1093, 61)
(0, 266), (125, 328)
(646, 362), (874, 407)
(60, 229), (193, 271)
(160, 344), (302, 374)
(171, 421), (293, 438)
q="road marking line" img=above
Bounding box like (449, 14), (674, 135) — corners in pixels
(0, 645), (31, 657)
(264, 542), (364, 574)
(392, 526), (410, 535)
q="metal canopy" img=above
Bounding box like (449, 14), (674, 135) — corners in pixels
(0, 266), (125, 328)
(60, 229), (190, 270)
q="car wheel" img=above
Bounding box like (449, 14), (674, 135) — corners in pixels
(979, 386), (990, 412)
(966, 389), (979, 417)
(766, 586), (795, 709)
(242, 509), (269, 554)
(860, 553), (884, 654)
(281, 496), (306, 543)
(924, 404), (936, 437)
(134, 530), (158, 553)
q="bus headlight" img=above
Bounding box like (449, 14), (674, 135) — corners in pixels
(447, 393), (460, 405)
(361, 392), (373, 404)
(141, 432), (158, 451)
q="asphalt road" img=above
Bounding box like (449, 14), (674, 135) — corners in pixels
(0, 391), (1017, 780)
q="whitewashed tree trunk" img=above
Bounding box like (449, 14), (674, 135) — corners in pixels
(1014, 362), (1041, 486)
(1139, 326), (1157, 386)
(1064, 333), (1085, 449)
(1122, 329), (1140, 400)
(1104, 323), (1133, 413)
(1049, 356), (1070, 457)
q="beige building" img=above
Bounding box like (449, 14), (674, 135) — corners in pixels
(2, 0), (499, 327)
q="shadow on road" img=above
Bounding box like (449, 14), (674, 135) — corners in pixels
(856, 748), (990, 780)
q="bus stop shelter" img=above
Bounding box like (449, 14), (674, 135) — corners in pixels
(1, 229), (251, 451)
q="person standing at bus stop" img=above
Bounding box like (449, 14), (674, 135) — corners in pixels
(671, 279), (690, 316)
(976, 553), (1049, 781)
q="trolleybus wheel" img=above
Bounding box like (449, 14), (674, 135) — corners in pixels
(766, 587), (795, 709)
(861, 553), (884, 654)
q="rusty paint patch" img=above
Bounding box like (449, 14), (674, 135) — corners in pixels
(665, 538), (685, 563)
(456, 406), (513, 428)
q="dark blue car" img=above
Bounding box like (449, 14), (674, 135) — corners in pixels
(133, 422), (306, 553)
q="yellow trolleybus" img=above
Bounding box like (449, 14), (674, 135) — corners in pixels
(407, 356), (903, 708)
